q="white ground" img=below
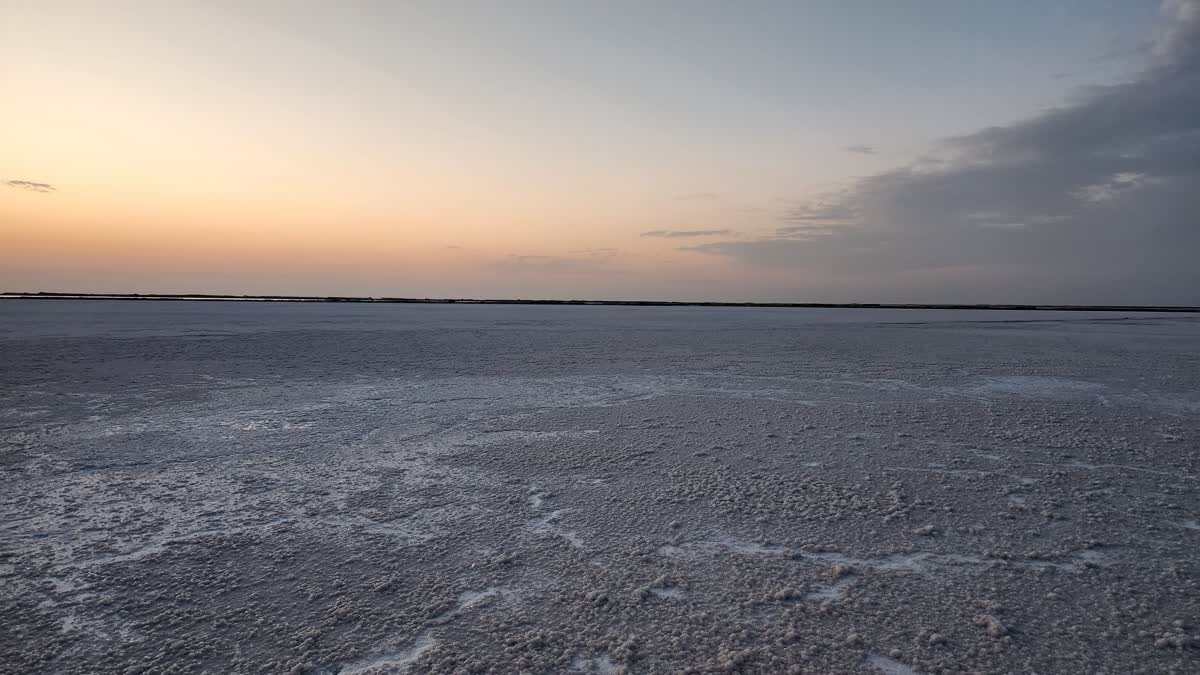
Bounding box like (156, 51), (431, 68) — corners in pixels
(1, 300), (1198, 674)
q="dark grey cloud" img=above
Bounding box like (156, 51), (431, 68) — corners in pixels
(6, 180), (55, 192)
(844, 145), (877, 155)
(690, 0), (1200, 304)
(673, 191), (719, 202)
(641, 229), (732, 238)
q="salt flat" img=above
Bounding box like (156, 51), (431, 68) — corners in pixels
(1, 300), (1198, 674)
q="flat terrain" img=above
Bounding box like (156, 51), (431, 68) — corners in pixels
(2, 300), (1198, 674)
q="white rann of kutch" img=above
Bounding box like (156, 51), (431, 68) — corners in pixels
(1, 300), (1198, 674)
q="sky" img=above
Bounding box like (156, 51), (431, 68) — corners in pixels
(2, 0), (1197, 304)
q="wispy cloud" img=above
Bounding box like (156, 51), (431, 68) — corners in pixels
(782, 201), (858, 223)
(775, 224), (851, 238)
(1072, 172), (1151, 203)
(641, 229), (732, 238)
(491, 249), (622, 274)
(686, 0), (1200, 303)
(491, 256), (596, 274)
(844, 145), (877, 155)
(568, 247), (620, 257)
(673, 191), (719, 202)
(6, 180), (55, 193)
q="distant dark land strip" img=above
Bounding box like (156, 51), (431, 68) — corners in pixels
(2, 292), (1198, 313)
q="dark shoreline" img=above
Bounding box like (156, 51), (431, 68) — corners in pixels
(2, 292), (1197, 313)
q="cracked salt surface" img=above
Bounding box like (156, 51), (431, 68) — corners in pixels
(2, 301), (1199, 674)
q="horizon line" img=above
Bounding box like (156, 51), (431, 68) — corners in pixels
(3, 292), (1198, 313)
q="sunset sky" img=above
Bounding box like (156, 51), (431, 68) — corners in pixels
(3, 1), (1198, 303)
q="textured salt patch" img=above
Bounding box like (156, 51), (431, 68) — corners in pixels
(1032, 460), (1188, 478)
(804, 577), (854, 602)
(309, 515), (439, 541)
(570, 655), (619, 674)
(720, 540), (790, 556)
(960, 376), (1106, 400)
(47, 577), (86, 594)
(341, 633), (438, 674)
(866, 652), (921, 675)
(344, 586), (516, 672)
(656, 544), (689, 559)
(57, 518), (296, 571)
(887, 465), (997, 478)
(951, 375), (1200, 413)
(662, 538), (1111, 576)
(455, 587), (503, 611)
(528, 508), (585, 548)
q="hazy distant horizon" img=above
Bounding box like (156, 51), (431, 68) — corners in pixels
(4, 1), (1199, 304)
(4, 290), (1199, 311)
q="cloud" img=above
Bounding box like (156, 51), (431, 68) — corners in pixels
(688, 0), (1200, 304)
(673, 192), (719, 202)
(491, 255), (596, 274)
(782, 200), (858, 223)
(844, 145), (877, 155)
(568, 247), (620, 257)
(490, 250), (622, 274)
(6, 180), (55, 192)
(775, 224), (852, 238)
(1072, 172), (1151, 203)
(641, 229), (732, 238)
